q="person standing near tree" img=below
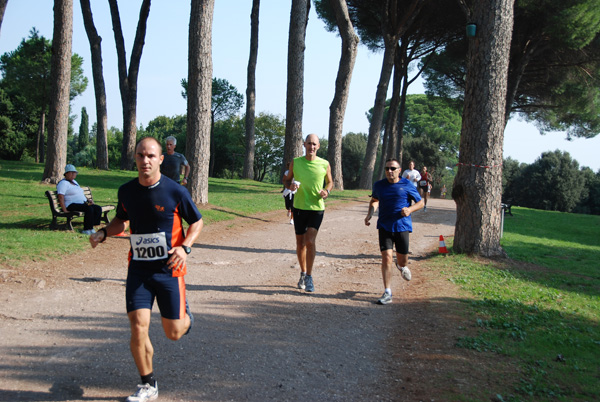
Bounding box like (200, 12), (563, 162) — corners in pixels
(284, 134), (333, 293)
(282, 162), (297, 225)
(365, 158), (424, 305)
(160, 136), (190, 185)
(89, 137), (203, 402)
(418, 166), (433, 211)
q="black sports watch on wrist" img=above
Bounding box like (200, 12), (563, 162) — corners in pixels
(182, 245), (192, 254)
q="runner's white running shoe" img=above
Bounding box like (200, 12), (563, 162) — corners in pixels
(126, 382), (158, 402)
(396, 263), (411, 281)
(377, 291), (392, 305)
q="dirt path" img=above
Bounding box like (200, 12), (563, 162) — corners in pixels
(0, 198), (500, 401)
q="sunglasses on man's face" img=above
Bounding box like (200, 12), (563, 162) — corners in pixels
(385, 166), (398, 171)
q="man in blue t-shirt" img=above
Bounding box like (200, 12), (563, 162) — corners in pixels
(89, 137), (203, 402)
(365, 158), (423, 305)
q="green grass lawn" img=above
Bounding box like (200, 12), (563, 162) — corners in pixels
(0, 159), (367, 265)
(433, 208), (600, 401)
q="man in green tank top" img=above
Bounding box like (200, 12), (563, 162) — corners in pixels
(284, 134), (333, 293)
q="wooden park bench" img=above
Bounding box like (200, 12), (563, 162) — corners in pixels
(45, 186), (115, 231)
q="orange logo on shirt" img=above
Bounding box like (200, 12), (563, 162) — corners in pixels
(155, 205), (165, 212)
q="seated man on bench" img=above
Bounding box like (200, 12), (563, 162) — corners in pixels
(57, 164), (103, 235)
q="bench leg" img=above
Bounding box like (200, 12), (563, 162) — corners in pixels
(101, 211), (110, 224)
(66, 216), (75, 231)
(50, 216), (59, 230)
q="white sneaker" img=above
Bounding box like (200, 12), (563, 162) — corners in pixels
(126, 382), (158, 402)
(377, 291), (392, 305)
(290, 219), (294, 225)
(81, 229), (96, 235)
(396, 263), (411, 281)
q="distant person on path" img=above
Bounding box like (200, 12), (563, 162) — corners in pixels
(418, 166), (432, 211)
(282, 162), (297, 225)
(365, 158), (424, 305)
(441, 184), (447, 199)
(56, 164), (103, 235)
(89, 137), (203, 402)
(160, 136), (190, 185)
(284, 134), (333, 293)
(402, 160), (421, 188)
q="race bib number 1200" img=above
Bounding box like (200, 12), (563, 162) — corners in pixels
(130, 232), (168, 261)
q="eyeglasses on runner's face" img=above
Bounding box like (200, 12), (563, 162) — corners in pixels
(385, 166), (398, 171)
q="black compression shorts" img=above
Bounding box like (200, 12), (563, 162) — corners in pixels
(378, 228), (410, 254)
(293, 208), (324, 235)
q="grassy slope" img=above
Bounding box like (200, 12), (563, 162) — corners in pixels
(433, 209), (600, 401)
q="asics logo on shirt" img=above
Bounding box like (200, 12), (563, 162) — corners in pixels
(135, 237), (161, 246)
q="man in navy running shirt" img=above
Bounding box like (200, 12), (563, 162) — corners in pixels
(89, 137), (203, 402)
(365, 158), (423, 305)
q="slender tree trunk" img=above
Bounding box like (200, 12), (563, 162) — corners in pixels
(209, 114), (215, 177)
(283, 0), (310, 173)
(80, 0), (109, 170)
(452, 0), (514, 256)
(395, 70), (409, 165)
(42, 0), (73, 184)
(376, 42), (405, 180)
(327, 0), (358, 191)
(36, 110), (45, 163)
(504, 39), (537, 123)
(243, 0), (260, 180)
(108, 0), (151, 170)
(358, 41), (395, 189)
(0, 0), (8, 36)
(186, 0), (214, 205)
(358, 0), (424, 189)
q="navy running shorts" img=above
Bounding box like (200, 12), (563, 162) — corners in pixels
(125, 268), (186, 320)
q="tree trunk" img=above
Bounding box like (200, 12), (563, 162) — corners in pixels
(36, 110), (45, 163)
(0, 0), (8, 35)
(283, 0), (310, 173)
(376, 42), (405, 180)
(80, 0), (109, 170)
(42, 0), (73, 184)
(504, 38), (537, 123)
(452, 0), (514, 257)
(186, 0), (214, 205)
(358, 41), (395, 189)
(209, 114), (215, 177)
(243, 0), (260, 180)
(395, 70), (409, 165)
(108, 0), (151, 170)
(358, 0), (425, 189)
(327, 0), (358, 191)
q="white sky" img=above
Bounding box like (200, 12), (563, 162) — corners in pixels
(1, 0), (599, 171)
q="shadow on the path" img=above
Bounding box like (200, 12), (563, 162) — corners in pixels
(0, 385), (115, 401)
(194, 243), (381, 260)
(187, 283), (373, 303)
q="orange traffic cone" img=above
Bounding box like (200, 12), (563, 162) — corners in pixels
(439, 235), (448, 254)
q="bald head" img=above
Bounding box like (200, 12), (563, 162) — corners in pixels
(303, 134), (320, 160)
(136, 137), (163, 154)
(305, 133), (319, 144)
